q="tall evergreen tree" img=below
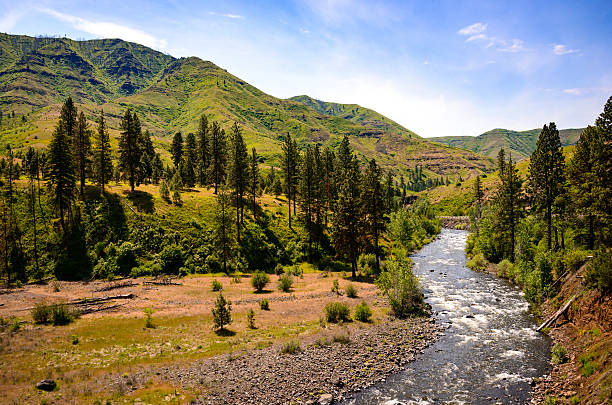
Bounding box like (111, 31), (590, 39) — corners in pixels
(139, 129), (155, 184)
(118, 110), (142, 192)
(593, 96), (612, 244)
(248, 147), (260, 215)
(281, 132), (299, 229)
(92, 111), (113, 194)
(196, 115), (210, 186)
(299, 145), (316, 259)
(496, 151), (523, 261)
(24, 147), (40, 277)
(47, 114), (76, 233)
(228, 123), (249, 243)
(473, 175), (484, 236)
(209, 122), (227, 194)
(171, 132), (183, 168)
(74, 111), (91, 198)
(183, 133), (197, 188)
(362, 159), (386, 272)
(385, 170), (394, 213)
(323, 147), (335, 226)
(528, 123), (565, 250)
(215, 189), (234, 273)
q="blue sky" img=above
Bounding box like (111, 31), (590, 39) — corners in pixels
(1, 0), (611, 137)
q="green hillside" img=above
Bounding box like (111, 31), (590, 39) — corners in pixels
(431, 127), (584, 160)
(0, 33), (494, 179)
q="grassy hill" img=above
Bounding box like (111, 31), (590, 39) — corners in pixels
(431, 127), (584, 160)
(0, 33), (494, 180)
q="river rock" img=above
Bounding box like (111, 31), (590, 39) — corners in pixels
(319, 393), (333, 404)
(36, 379), (56, 391)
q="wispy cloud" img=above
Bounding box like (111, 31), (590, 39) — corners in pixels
(0, 9), (22, 32)
(554, 44), (579, 55)
(465, 34), (487, 43)
(498, 39), (525, 53)
(458, 22), (487, 36)
(39, 8), (167, 50)
(209, 11), (245, 20)
(563, 88), (581, 95)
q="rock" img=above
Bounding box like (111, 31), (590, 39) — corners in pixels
(319, 393), (333, 404)
(36, 379), (56, 391)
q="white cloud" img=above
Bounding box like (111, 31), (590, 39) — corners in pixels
(39, 8), (167, 50)
(498, 39), (525, 53)
(458, 22), (487, 36)
(209, 12), (245, 20)
(465, 34), (487, 43)
(563, 88), (581, 95)
(0, 10), (22, 32)
(554, 44), (579, 55)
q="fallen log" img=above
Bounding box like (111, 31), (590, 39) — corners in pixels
(78, 303), (127, 315)
(94, 281), (138, 292)
(537, 289), (582, 332)
(69, 294), (136, 306)
(26, 277), (54, 285)
(143, 281), (182, 286)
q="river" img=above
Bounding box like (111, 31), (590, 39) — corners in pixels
(344, 228), (551, 405)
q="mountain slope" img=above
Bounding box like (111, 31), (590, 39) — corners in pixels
(431, 127), (584, 160)
(0, 33), (494, 179)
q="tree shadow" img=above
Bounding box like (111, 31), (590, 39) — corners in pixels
(124, 190), (155, 214)
(215, 328), (236, 337)
(253, 289), (273, 294)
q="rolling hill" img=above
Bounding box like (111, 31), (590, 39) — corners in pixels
(0, 33), (494, 179)
(431, 127), (584, 160)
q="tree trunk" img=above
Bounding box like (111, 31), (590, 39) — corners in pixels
(236, 193), (241, 244)
(374, 229), (380, 273)
(547, 203), (552, 251)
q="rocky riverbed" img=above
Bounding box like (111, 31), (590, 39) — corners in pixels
(106, 317), (440, 404)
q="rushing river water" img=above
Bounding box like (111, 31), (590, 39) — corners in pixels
(345, 228), (551, 405)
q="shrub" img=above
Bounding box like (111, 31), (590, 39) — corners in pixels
(358, 253), (377, 275)
(51, 304), (74, 326)
(324, 302), (351, 323)
(278, 274), (293, 292)
(332, 332), (350, 344)
(115, 242), (138, 275)
(551, 344), (568, 364)
(564, 250), (588, 273)
(274, 263), (284, 275)
(585, 249), (612, 293)
(376, 255), (426, 318)
(160, 180), (170, 201)
(71, 334), (79, 345)
(331, 279), (339, 294)
(247, 309), (256, 329)
(9, 319), (20, 332)
(579, 352), (598, 377)
(466, 253), (488, 271)
(32, 303), (52, 324)
(211, 279), (223, 292)
(259, 299), (270, 310)
(497, 259), (515, 279)
(159, 244), (184, 274)
(143, 307), (155, 328)
(280, 340), (301, 354)
(251, 271), (270, 292)
(212, 293), (232, 331)
(286, 265), (303, 278)
(354, 301), (372, 322)
(345, 283), (358, 298)
(231, 273), (241, 284)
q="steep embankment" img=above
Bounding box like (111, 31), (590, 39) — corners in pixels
(431, 128), (584, 160)
(532, 262), (611, 404)
(0, 33), (494, 179)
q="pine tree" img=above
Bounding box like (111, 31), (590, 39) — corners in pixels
(183, 133), (197, 188)
(281, 132), (298, 229)
(47, 114), (76, 233)
(60, 96), (77, 143)
(196, 114), (210, 186)
(171, 132), (183, 168)
(593, 96), (612, 245)
(473, 175), (484, 236)
(24, 147), (40, 277)
(528, 123), (565, 251)
(323, 147), (335, 226)
(362, 159), (386, 272)
(139, 129), (155, 184)
(92, 111), (113, 194)
(385, 170), (394, 213)
(299, 145), (316, 259)
(209, 122), (227, 194)
(248, 147), (260, 215)
(74, 111), (91, 198)
(211, 293), (232, 331)
(496, 152), (523, 261)
(215, 189), (234, 273)
(118, 110), (142, 192)
(152, 154), (163, 184)
(228, 123), (248, 243)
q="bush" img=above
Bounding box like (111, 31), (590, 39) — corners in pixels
(280, 340), (301, 354)
(143, 307), (155, 328)
(564, 250), (588, 273)
(376, 255), (426, 318)
(324, 302), (351, 323)
(115, 242), (138, 275)
(354, 301), (372, 322)
(286, 265), (303, 278)
(332, 332), (351, 344)
(278, 274), (293, 292)
(51, 304), (74, 326)
(32, 303), (51, 324)
(466, 253), (488, 271)
(251, 271), (270, 292)
(212, 293), (232, 331)
(274, 263), (284, 275)
(551, 343), (568, 364)
(211, 279), (223, 292)
(259, 299), (270, 310)
(159, 244), (184, 274)
(247, 309), (256, 329)
(585, 249), (612, 293)
(345, 283), (358, 298)
(331, 279), (339, 294)
(497, 259), (515, 279)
